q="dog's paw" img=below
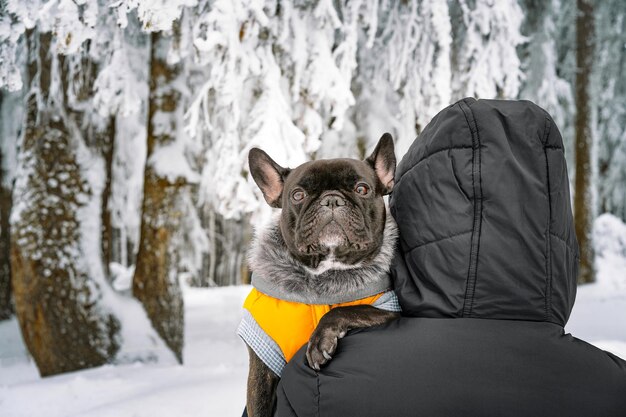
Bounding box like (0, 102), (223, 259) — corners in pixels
(306, 324), (347, 371)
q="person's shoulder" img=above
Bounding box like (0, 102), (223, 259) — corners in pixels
(566, 334), (626, 372)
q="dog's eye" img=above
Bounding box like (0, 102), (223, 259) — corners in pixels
(291, 189), (306, 202)
(355, 183), (370, 196)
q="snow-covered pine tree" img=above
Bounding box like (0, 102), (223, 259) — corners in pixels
(268, 0), (358, 159)
(189, 0), (262, 285)
(595, 0), (626, 221)
(552, 0), (577, 166)
(574, 0), (596, 284)
(354, 0), (452, 156)
(187, 0), (307, 285)
(451, 0), (525, 100)
(519, 0), (573, 143)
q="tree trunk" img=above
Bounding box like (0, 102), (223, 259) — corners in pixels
(0, 93), (13, 319)
(0, 176), (11, 321)
(100, 118), (116, 280)
(11, 29), (120, 376)
(574, 0), (595, 284)
(132, 30), (186, 363)
(198, 207), (252, 287)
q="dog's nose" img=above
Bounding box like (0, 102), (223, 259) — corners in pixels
(320, 193), (346, 208)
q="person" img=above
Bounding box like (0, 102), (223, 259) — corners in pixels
(274, 98), (626, 417)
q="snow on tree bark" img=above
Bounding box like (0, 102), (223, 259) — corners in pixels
(132, 29), (189, 363)
(10, 29), (121, 376)
(574, 0), (596, 284)
(0, 2), (25, 320)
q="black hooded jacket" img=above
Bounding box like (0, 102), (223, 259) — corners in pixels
(275, 98), (626, 417)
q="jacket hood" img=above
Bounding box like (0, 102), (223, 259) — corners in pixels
(390, 98), (579, 326)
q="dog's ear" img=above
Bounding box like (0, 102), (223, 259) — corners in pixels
(248, 148), (290, 208)
(366, 133), (396, 195)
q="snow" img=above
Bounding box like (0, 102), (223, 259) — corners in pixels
(564, 214), (626, 357)
(111, 0), (198, 32)
(93, 47), (144, 118)
(0, 285), (249, 417)
(2, 243), (626, 416)
(0, 7), (25, 92)
(149, 139), (201, 184)
(0, 88), (21, 187)
(109, 262), (136, 293)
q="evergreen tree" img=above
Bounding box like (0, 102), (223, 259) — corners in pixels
(595, 0), (626, 221)
(451, 0), (525, 99)
(519, 0), (573, 137)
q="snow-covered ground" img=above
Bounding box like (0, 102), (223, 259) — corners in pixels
(566, 214), (626, 358)
(0, 286), (250, 417)
(1, 214), (625, 417)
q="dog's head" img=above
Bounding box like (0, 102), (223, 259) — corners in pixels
(248, 134), (396, 271)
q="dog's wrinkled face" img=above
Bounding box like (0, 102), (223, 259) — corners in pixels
(249, 134), (396, 271)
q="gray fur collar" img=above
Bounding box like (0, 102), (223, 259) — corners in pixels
(248, 212), (398, 305)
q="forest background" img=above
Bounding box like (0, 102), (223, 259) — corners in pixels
(0, 0), (625, 378)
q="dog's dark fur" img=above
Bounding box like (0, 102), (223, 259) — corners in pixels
(245, 134), (400, 417)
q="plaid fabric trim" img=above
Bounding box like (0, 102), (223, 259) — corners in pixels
(237, 310), (286, 377)
(372, 290), (402, 312)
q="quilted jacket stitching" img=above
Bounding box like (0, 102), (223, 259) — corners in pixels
(395, 145), (474, 185)
(405, 230), (473, 253)
(542, 115), (554, 322)
(458, 98), (483, 318)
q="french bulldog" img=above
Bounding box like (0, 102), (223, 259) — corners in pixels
(242, 134), (401, 417)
